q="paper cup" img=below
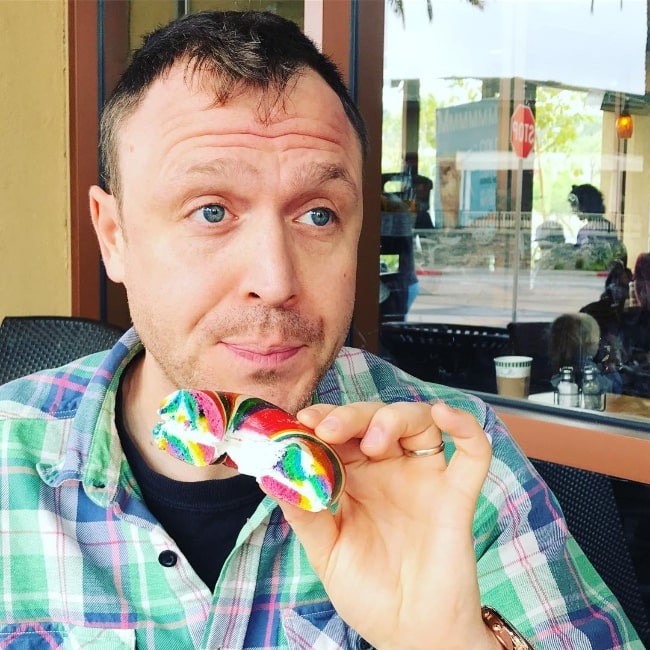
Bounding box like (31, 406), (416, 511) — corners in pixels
(494, 355), (533, 398)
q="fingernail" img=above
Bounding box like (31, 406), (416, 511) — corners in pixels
(318, 416), (339, 434)
(298, 406), (320, 420)
(361, 426), (383, 452)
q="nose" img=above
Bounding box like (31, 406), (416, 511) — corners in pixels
(240, 221), (299, 307)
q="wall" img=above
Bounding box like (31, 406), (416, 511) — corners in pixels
(494, 403), (650, 484)
(620, 113), (650, 266)
(0, 0), (70, 319)
(129, 2), (303, 52)
(129, 1), (176, 51)
(601, 111), (650, 268)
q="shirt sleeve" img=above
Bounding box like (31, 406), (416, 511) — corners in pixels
(327, 349), (643, 648)
(475, 405), (642, 649)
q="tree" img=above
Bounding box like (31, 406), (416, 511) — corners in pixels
(532, 87), (601, 217)
(388, 0), (619, 22)
(382, 80), (482, 181)
(387, 0), (485, 24)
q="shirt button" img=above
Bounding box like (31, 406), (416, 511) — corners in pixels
(158, 550), (178, 567)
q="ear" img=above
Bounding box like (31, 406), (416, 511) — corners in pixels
(89, 185), (125, 284)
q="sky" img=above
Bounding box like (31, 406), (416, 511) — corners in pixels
(383, 0), (648, 95)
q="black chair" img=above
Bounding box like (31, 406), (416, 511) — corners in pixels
(532, 459), (650, 644)
(0, 315), (125, 385)
(507, 321), (553, 394)
(379, 272), (410, 321)
(379, 321), (511, 393)
(380, 210), (417, 322)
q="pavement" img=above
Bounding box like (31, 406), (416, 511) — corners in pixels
(407, 267), (606, 327)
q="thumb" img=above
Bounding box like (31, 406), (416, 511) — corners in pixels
(275, 500), (339, 576)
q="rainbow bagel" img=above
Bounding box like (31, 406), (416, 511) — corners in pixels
(153, 390), (345, 512)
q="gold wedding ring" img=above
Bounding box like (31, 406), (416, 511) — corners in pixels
(404, 440), (445, 458)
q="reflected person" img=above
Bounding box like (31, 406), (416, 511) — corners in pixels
(617, 252), (650, 396)
(569, 183), (627, 265)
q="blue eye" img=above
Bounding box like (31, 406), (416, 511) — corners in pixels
(302, 207), (333, 227)
(200, 204), (226, 223)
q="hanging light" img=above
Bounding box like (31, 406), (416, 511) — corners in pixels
(616, 104), (633, 139)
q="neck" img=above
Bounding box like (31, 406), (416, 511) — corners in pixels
(120, 353), (239, 481)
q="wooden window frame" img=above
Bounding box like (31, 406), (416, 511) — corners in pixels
(68, 0), (101, 319)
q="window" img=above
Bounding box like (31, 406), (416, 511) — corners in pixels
(379, 0), (650, 423)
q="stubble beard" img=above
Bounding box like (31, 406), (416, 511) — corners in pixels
(132, 303), (350, 414)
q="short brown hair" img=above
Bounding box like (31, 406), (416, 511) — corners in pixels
(549, 312), (600, 374)
(100, 11), (368, 200)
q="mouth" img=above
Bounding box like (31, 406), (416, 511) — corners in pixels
(222, 342), (303, 368)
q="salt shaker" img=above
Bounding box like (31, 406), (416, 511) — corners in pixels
(581, 366), (606, 411)
(555, 366), (579, 407)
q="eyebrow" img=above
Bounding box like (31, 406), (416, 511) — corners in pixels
(291, 161), (359, 203)
(183, 159), (359, 202)
(184, 159), (260, 179)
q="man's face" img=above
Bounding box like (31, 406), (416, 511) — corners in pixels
(95, 64), (363, 414)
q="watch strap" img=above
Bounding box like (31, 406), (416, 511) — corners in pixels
(481, 606), (534, 650)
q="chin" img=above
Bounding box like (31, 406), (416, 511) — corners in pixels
(238, 379), (316, 415)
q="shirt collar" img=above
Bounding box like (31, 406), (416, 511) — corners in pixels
(38, 328), (144, 508)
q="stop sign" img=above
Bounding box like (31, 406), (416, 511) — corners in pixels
(510, 104), (535, 158)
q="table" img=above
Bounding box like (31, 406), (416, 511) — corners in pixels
(528, 391), (650, 419)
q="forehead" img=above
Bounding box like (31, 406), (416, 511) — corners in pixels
(117, 63), (362, 175)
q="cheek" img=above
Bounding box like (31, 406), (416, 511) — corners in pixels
(121, 233), (205, 308)
(308, 253), (357, 312)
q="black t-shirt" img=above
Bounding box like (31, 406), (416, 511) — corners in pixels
(116, 393), (264, 592)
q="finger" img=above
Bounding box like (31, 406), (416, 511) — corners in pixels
(296, 403), (338, 428)
(298, 402), (386, 444)
(360, 401), (444, 461)
(272, 499), (338, 578)
(429, 402), (492, 496)
(297, 404), (384, 464)
(303, 401), (446, 462)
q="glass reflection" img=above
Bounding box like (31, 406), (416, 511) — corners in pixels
(379, 0), (650, 411)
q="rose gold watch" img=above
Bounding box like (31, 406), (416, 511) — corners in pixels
(481, 606), (534, 650)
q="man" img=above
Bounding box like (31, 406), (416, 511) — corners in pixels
(0, 11), (641, 649)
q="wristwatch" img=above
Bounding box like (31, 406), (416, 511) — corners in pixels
(481, 606), (534, 650)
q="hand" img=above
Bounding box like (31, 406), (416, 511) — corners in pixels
(274, 401), (499, 650)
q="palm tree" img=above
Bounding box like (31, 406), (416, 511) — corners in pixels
(389, 0), (620, 21)
(388, 0), (485, 24)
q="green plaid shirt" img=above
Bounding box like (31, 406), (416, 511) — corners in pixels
(0, 329), (642, 648)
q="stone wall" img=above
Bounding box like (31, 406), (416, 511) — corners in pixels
(411, 212), (623, 273)
(413, 213), (532, 270)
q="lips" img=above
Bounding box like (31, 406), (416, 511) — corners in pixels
(223, 342), (302, 366)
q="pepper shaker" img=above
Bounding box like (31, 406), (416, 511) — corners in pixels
(581, 366), (606, 411)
